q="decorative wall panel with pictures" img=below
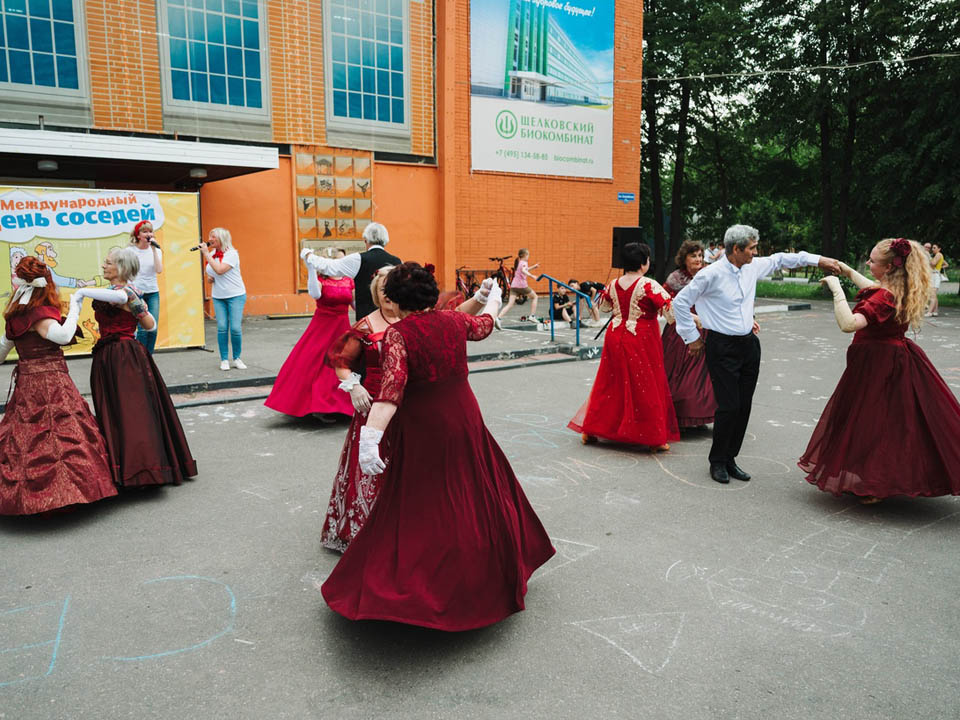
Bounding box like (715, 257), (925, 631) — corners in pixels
(293, 145), (374, 290)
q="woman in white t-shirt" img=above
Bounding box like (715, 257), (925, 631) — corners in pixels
(129, 220), (164, 354)
(200, 227), (247, 371)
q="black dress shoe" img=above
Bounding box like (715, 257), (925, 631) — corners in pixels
(710, 462), (730, 484)
(726, 462), (751, 481)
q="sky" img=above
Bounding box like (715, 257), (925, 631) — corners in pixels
(470, 0), (615, 93)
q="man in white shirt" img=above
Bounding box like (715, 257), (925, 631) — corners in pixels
(673, 224), (840, 484)
(301, 222), (401, 320)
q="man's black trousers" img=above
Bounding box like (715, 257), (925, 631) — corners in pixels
(705, 331), (761, 464)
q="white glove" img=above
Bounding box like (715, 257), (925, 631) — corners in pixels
(821, 276), (857, 332)
(42, 294), (81, 345)
(472, 278), (496, 304)
(338, 372), (362, 391)
(349, 385), (372, 415)
(481, 283), (503, 317)
(0, 334), (14, 363)
(300, 247), (314, 260)
(358, 426), (385, 475)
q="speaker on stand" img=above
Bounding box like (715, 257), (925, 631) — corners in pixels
(612, 226), (642, 269)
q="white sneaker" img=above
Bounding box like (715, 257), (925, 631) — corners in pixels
(220, 360), (230, 371)
(232, 358), (247, 369)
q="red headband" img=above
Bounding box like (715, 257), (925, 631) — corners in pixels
(132, 220), (152, 238)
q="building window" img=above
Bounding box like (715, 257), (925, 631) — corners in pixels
(161, 0), (267, 112)
(324, 0), (411, 152)
(0, 0), (80, 90)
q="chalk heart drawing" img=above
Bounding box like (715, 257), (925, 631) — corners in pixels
(571, 612), (686, 675)
(531, 538), (599, 581)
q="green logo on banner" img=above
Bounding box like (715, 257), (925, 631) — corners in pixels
(495, 110), (518, 139)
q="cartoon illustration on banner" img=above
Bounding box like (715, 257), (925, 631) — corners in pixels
(470, 0), (614, 178)
(0, 187), (204, 356)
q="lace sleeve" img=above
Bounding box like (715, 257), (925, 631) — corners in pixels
(644, 279), (673, 310)
(461, 312), (494, 341)
(325, 329), (365, 371)
(374, 326), (408, 406)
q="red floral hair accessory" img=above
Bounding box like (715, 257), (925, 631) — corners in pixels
(423, 263), (436, 275)
(889, 238), (911, 267)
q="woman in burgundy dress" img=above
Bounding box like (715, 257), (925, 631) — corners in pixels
(800, 238), (960, 502)
(569, 242), (679, 450)
(0, 258), (116, 515)
(321, 265), (398, 551)
(321, 263), (554, 630)
(265, 248), (355, 419)
(662, 241), (717, 428)
(74, 248), (197, 487)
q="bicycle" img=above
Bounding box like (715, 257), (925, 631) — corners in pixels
(488, 256), (514, 302)
(455, 266), (480, 302)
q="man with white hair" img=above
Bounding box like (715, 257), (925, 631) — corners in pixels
(301, 222), (401, 320)
(673, 224), (841, 485)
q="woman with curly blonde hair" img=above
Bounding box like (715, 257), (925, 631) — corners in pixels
(800, 238), (960, 503)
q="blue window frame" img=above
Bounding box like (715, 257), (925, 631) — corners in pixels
(164, 0), (264, 109)
(0, 0), (80, 89)
(328, 0), (406, 126)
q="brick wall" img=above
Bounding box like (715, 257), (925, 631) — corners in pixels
(86, 0), (163, 132)
(451, 2), (643, 288)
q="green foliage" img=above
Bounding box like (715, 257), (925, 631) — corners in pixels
(641, 0), (960, 265)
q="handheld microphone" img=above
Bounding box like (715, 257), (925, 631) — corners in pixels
(189, 245), (201, 252)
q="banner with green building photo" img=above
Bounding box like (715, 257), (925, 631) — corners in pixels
(470, 0), (614, 179)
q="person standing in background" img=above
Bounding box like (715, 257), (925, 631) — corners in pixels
(927, 242), (948, 317)
(200, 228), (247, 371)
(129, 221), (163, 354)
(498, 248), (540, 323)
(302, 223), (401, 321)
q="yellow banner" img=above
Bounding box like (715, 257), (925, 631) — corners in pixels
(0, 187), (204, 355)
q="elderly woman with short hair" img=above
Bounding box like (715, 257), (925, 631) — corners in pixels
(73, 247), (197, 487)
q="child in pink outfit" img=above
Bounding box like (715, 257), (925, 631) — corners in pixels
(499, 248), (540, 322)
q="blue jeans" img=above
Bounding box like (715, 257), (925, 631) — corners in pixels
(135, 291), (160, 355)
(212, 294), (246, 361)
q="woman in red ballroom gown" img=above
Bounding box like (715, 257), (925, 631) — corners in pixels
(265, 255), (354, 418)
(800, 238), (960, 501)
(76, 248), (197, 487)
(662, 241), (717, 428)
(0, 258), (116, 515)
(569, 242), (679, 449)
(322, 263), (555, 631)
(321, 265), (399, 551)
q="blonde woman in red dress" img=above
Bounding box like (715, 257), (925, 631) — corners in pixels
(801, 238), (960, 502)
(569, 242), (679, 450)
(0, 257), (116, 514)
(321, 265), (398, 551)
(265, 248), (355, 420)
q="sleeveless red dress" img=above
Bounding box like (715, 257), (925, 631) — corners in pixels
(322, 311), (555, 630)
(265, 277), (355, 417)
(91, 294), (197, 486)
(0, 307), (116, 514)
(661, 269), (717, 427)
(799, 287), (960, 498)
(320, 318), (391, 552)
(569, 278), (680, 446)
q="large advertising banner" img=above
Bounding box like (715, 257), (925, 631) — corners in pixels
(0, 187), (205, 356)
(470, 0), (614, 179)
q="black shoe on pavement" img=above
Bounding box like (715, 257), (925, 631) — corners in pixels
(710, 462), (730, 484)
(726, 462), (751, 481)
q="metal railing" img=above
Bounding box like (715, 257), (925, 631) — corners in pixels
(534, 274), (594, 346)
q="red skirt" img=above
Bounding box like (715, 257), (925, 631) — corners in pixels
(322, 376), (555, 630)
(0, 356), (117, 515)
(569, 319), (680, 446)
(91, 336), (198, 486)
(799, 338), (960, 498)
(662, 324), (716, 427)
(265, 304), (354, 417)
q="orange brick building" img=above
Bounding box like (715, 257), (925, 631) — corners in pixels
(0, 0), (642, 315)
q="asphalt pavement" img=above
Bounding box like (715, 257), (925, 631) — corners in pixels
(1, 304), (959, 719)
